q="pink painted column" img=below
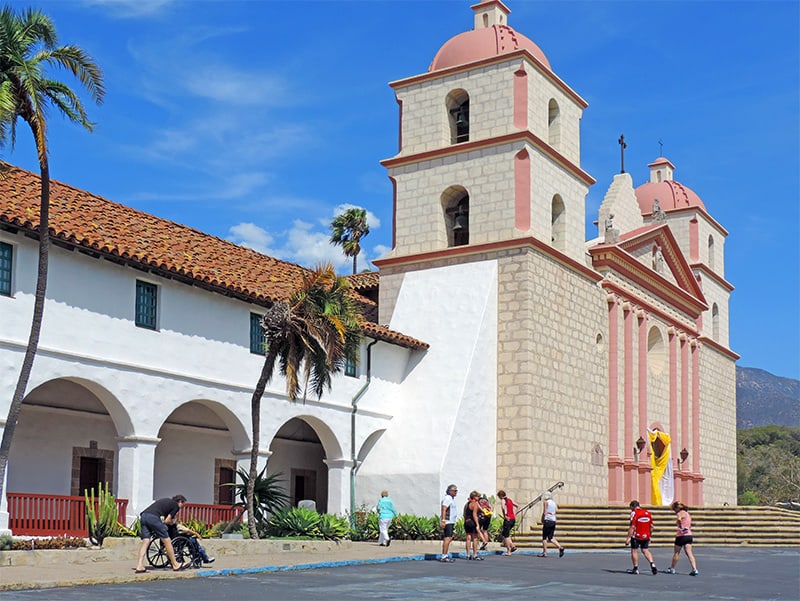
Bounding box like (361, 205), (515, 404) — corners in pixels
(513, 62), (528, 130)
(680, 334), (690, 503)
(514, 149), (531, 231)
(691, 340), (704, 505)
(689, 217), (699, 263)
(607, 295), (623, 504)
(637, 310), (651, 504)
(623, 304), (637, 502)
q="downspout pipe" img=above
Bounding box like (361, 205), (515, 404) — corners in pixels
(350, 338), (378, 523)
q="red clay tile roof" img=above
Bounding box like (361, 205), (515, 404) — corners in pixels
(345, 271), (380, 291)
(0, 164), (428, 351)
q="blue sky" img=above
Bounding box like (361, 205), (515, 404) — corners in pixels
(5, 0), (799, 380)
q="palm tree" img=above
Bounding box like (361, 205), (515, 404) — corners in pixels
(0, 6), (104, 505)
(245, 264), (362, 537)
(330, 207), (370, 275)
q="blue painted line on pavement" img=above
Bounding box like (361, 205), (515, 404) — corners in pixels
(193, 548), (627, 578)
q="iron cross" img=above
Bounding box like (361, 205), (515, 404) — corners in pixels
(618, 134), (627, 173)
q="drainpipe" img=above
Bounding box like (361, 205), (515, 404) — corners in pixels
(350, 338), (378, 523)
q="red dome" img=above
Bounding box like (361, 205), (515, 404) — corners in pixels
(635, 180), (706, 214)
(429, 25), (551, 72)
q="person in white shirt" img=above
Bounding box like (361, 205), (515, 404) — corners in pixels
(539, 491), (565, 558)
(439, 484), (458, 562)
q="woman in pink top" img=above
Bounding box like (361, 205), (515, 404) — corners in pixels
(665, 501), (699, 576)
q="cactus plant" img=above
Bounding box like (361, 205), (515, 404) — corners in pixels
(85, 483), (119, 546)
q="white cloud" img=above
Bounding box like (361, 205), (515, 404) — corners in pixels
(227, 222), (275, 255)
(226, 220), (354, 273)
(82, 0), (174, 18)
(330, 204), (381, 230)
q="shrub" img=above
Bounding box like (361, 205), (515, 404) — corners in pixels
(413, 516), (440, 540)
(11, 536), (86, 550)
(208, 519), (249, 538)
(739, 490), (760, 505)
(318, 513), (349, 540)
(0, 534), (12, 551)
(182, 517), (210, 538)
(268, 507), (320, 538)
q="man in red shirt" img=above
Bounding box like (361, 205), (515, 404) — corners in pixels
(625, 500), (658, 575)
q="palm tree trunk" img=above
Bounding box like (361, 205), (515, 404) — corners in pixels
(0, 151), (50, 504)
(246, 358), (273, 539)
(352, 254), (357, 275)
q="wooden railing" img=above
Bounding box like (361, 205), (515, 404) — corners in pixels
(7, 492), (129, 537)
(181, 502), (244, 526)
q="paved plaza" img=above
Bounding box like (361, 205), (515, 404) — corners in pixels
(2, 547), (797, 601)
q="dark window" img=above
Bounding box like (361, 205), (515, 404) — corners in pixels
(135, 280), (158, 330)
(0, 241), (12, 296)
(345, 357), (357, 378)
(250, 313), (266, 355)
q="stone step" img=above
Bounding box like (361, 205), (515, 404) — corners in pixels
(512, 505), (800, 548)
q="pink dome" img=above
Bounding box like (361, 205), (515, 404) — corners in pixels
(635, 180), (706, 214)
(429, 25), (551, 72)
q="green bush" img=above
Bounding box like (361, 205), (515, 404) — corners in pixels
(390, 514), (417, 540)
(0, 534), (12, 551)
(318, 513), (349, 540)
(11, 536), (86, 550)
(208, 519), (249, 538)
(268, 507), (321, 538)
(739, 490), (760, 505)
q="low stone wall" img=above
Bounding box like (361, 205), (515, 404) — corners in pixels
(0, 537), (354, 567)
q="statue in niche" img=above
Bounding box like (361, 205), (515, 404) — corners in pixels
(604, 213), (615, 231)
(653, 245), (666, 274)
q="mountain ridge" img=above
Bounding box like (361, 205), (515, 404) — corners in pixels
(737, 366), (799, 429)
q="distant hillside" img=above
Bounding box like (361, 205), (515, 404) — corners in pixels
(737, 367), (800, 429)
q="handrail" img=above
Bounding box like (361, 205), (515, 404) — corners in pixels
(7, 492), (129, 537)
(516, 481), (565, 533)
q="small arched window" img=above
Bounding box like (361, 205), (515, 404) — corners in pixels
(548, 99), (560, 149)
(712, 303), (720, 341)
(442, 186), (469, 247)
(446, 89), (470, 144)
(647, 326), (666, 376)
(708, 235), (715, 270)
(551, 194), (565, 251)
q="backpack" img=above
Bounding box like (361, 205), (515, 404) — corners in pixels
(478, 497), (493, 517)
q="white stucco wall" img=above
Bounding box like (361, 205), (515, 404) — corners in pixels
(356, 260), (497, 516)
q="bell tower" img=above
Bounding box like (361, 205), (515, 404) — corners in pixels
(380, 0), (594, 268)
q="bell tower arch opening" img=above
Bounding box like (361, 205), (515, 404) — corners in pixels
(441, 186), (470, 247)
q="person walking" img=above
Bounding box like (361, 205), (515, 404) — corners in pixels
(377, 490), (398, 547)
(439, 484), (458, 562)
(134, 494), (189, 573)
(665, 501), (699, 576)
(625, 500), (658, 575)
(477, 493), (493, 551)
(463, 491), (484, 560)
(539, 491), (565, 558)
(497, 489), (519, 556)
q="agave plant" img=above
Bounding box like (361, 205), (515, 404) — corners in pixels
(390, 514), (417, 540)
(318, 513), (349, 540)
(268, 507), (321, 538)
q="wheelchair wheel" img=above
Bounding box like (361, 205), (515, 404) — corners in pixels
(146, 537), (170, 569)
(171, 535), (192, 565)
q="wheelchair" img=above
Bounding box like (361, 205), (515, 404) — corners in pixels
(145, 524), (204, 569)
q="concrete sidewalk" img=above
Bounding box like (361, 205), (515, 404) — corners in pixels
(0, 538), (450, 591)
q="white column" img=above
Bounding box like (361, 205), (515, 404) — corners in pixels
(323, 458), (353, 517)
(232, 448), (271, 477)
(116, 436), (160, 526)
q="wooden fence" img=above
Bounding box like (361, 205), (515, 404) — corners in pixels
(7, 493), (243, 536)
(7, 492), (129, 537)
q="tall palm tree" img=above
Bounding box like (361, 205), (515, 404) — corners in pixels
(0, 6), (104, 504)
(246, 264), (362, 537)
(330, 207), (370, 275)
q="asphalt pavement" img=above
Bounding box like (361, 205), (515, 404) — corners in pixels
(1, 544), (798, 601)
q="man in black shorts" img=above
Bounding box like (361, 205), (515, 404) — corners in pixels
(135, 494), (188, 573)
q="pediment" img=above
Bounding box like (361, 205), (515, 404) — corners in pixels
(589, 223), (707, 315)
